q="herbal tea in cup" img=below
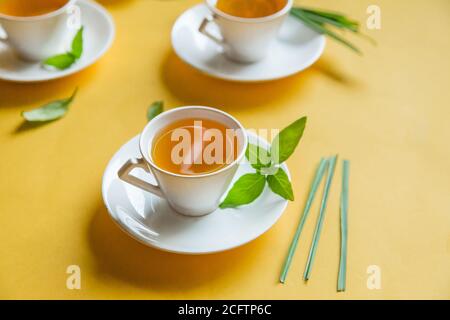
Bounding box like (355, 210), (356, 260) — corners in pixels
(151, 118), (239, 175)
(118, 106), (247, 216)
(0, 0), (68, 17)
(0, 0), (75, 61)
(215, 0), (287, 18)
(200, 0), (293, 63)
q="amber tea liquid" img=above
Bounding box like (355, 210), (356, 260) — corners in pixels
(151, 118), (239, 175)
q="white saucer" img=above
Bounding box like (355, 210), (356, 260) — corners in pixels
(102, 131), (289, 254)
(171, 4), (326, 82)
(0, 0), (115, 83)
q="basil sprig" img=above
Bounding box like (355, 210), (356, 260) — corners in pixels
(44, 26), (84, 70)
(220, 117), (307, 209)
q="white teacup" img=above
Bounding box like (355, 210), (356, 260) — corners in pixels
(199, 0), (293, 63)
(0, 0), (77, 61)
(118, 106), (248, 217)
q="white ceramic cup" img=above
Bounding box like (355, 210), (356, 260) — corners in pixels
(118, 106), (248, 217)
(199, 0), (293, 63)
(0, 0), (77, 61)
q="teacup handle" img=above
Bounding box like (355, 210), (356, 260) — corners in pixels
(118, 158), (165, 198)
(0, 24), (8, 43)
(199, 15), (224, 48)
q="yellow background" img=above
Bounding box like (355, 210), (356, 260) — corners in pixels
(0, 0), (449, 299)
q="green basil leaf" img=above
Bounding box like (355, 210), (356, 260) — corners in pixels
(147, 101), (164, 121)
(71, 26), (84, 59)
(21, 88), (78, 122)
(43, 26), (84, 69)
(43, 53), (76, 70)
(267, 168), (294, 201)
(245, 143), (271, 170)
(219, 173), (266, 209)
(271, 116), (307, 164)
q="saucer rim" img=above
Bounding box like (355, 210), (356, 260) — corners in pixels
(0, 0), (115, 83)
(102, 132), (290, 255)
(171, 4), (326, 83)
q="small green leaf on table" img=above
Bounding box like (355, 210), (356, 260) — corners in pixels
(147, 101), (164, 121)
(21, 88), (78, 122)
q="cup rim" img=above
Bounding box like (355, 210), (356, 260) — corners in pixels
(0, 0), (77, 21)
(205, 0), (293, 23)
(139, 106), (248, 179)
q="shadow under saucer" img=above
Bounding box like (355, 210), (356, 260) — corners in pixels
(160, 51), (316, 112)
(87, 204), (271, 291)
(0, 63), (97, 110)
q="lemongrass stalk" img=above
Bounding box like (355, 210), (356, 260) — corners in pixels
(303, 155), (338, 281)
(290, 10), (362, 54)
(279, 158), (328, 283)
(337, 160), (350, 291)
